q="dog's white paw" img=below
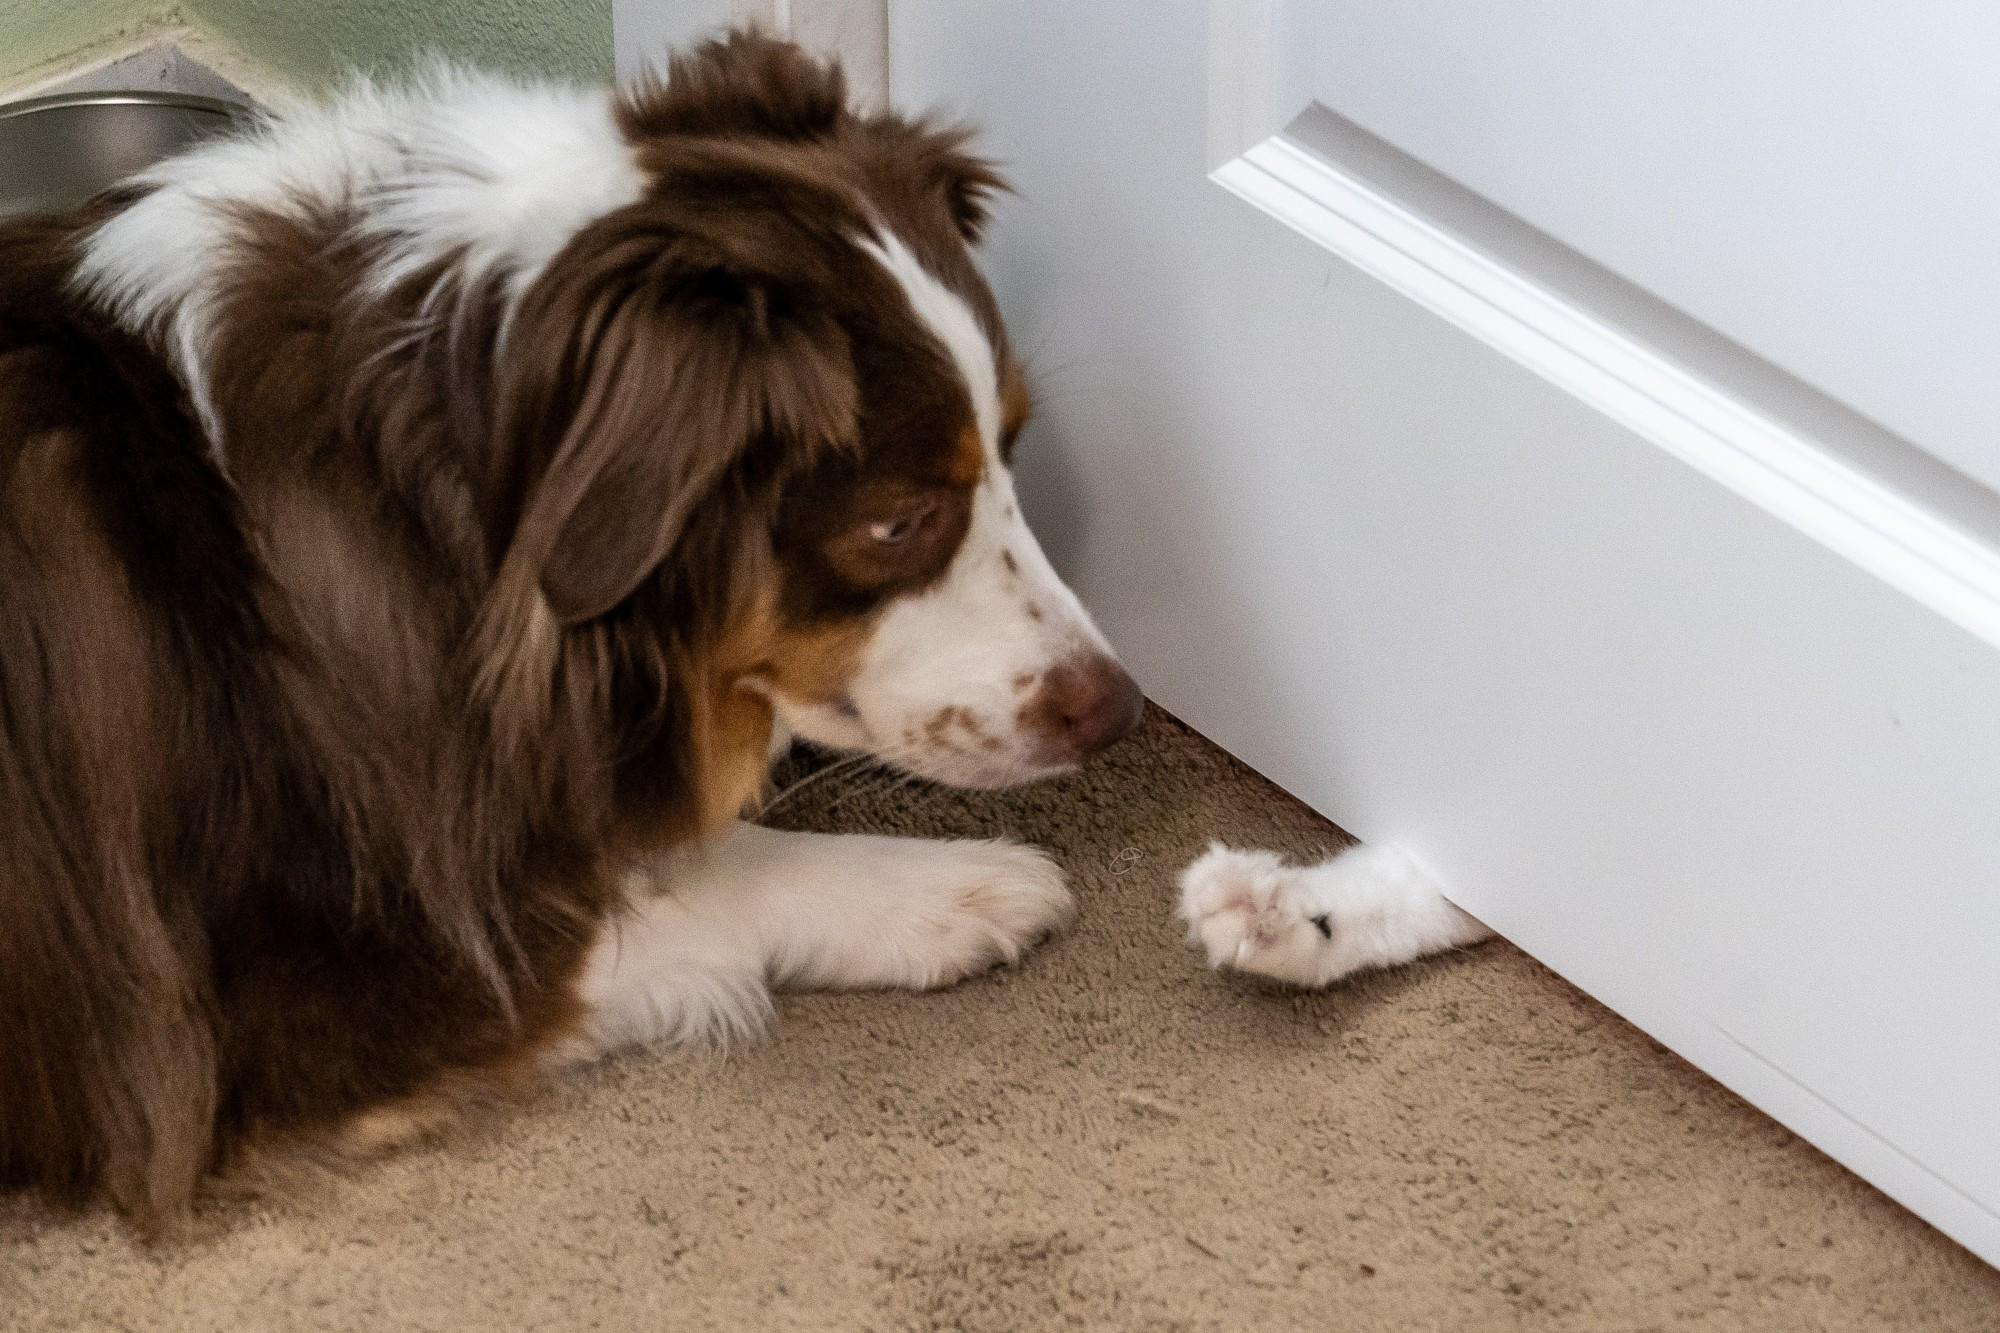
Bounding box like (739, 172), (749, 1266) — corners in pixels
(910, 839), (1076, 987)
(776, 837), (1076, 991)
(563, 829), (1074, 1062)
(1177, 841), (1491, 988)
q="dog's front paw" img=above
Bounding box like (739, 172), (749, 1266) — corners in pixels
(907, 839), (1076, 987)
(774, 836), (1075, 992)
(1177, 843), (1333, 986)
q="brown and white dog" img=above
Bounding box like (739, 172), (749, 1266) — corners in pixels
(0, 33), (1141, 1222)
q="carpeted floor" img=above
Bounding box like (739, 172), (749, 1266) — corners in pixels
(5, 706), (1998, 1331)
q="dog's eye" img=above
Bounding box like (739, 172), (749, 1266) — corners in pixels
(868, 505), (933, 546)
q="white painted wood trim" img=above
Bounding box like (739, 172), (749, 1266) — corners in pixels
(732, 0), (888, 109)
(782, 0), (887, 112)
(618, 0), (886, 108)
(1213, 128), (2000, 655)
(1204, 0), (1312, 170)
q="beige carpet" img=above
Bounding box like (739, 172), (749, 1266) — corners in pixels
(4, 706), (1998, 1331)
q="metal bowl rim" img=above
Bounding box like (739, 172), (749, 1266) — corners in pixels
(0, 90), (248, 124)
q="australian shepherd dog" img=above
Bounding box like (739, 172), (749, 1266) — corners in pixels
(0, 32), (1141, 1224)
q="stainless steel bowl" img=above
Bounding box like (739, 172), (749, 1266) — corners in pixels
(0, 90), (246, 219)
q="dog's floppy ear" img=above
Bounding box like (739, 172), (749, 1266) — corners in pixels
(848, 117), (1008, 246)
(497, 221), (857, 626)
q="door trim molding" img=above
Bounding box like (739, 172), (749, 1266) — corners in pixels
(1212, 124), (2000, 654)
(1205, 0), (1310, 169)
(617, 0), (888, 109)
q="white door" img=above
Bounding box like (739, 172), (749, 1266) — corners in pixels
(889, 0), (2000, 1267)
(1299, 2), (2000, 494)
(619, 0), (2000, 1268)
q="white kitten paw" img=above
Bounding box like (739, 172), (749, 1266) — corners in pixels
(1177, 841), (1491, 988)
(1177, 843), (1336, 985)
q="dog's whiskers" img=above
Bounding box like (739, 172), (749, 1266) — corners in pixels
(756, 751), (877, 818)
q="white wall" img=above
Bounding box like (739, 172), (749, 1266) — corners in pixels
(891, 0), (2000, 1266)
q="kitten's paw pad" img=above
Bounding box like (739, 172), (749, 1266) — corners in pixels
(1176, 843), (1328, 982)
(1177, 841), (1493, 988)
(894, 840), (1076, 988)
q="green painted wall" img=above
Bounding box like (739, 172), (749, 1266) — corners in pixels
(188, 0), (612, 90)
(0, 0), (611, 92)
(0, 0), (176, 86)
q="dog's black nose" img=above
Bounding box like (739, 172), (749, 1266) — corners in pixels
(1027, 653), (1145, 762)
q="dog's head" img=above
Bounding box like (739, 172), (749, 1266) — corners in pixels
(487, 33), (1140, 798)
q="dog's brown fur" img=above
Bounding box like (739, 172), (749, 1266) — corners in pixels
(0, 33), (1015, 1225)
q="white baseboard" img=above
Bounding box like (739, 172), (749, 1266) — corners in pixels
(1212, 106), (2000, 656)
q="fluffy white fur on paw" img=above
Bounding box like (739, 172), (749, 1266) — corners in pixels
(561, 828), (1075, 1065)
(766, 836), (1076, 992)
(1177, 842), (1492, 988)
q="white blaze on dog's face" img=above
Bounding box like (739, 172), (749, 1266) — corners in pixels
(756, 231), (1142, 788)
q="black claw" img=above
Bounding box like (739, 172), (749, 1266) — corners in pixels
(1309, 914), (1333, 940)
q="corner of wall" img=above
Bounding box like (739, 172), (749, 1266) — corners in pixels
(0, 3), (293, 105)
(0, 7), (181, 100)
